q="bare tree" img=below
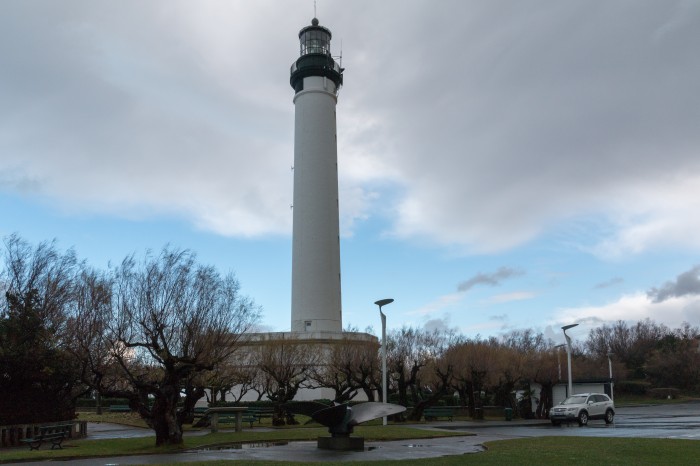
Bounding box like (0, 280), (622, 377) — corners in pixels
(496, 329), (552, 416)
(253, 334), (320, 425)
(68, 267), (113, 414)
(644, 323), (700, 390)
(585, 319), (669, 378)
(525, 347), (560, 418)
(446, 338), (500, 418)
(386, 327), (461, 421)
(202, 363), (263, 404)
(1, 233), (79, 339)
(408, 329), (463, 421)
(309, 335), (380, 403)
(76, 247), (260, 445)
(386, 327), (429, 414)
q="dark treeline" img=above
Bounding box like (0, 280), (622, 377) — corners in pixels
(1, 234), (699, 442)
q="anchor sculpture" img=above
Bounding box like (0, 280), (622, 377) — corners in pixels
(285, 401), (406, 451)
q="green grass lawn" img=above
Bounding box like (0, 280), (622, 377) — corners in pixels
(0, 423), (465, 463)
(3, 424), (700, 465)
(125, 437), (700, 466)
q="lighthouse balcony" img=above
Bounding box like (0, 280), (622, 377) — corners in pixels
(290, 53), (343, 93)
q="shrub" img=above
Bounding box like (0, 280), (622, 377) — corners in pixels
(649, 388), (681, 399)
(615, 380), (650, 396)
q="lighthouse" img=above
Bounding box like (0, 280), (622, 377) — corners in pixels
(290, 18), (344, 333)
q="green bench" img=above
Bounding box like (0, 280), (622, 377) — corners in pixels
(241, 413), (258, 427)
(423, 406), (455, 421)
(247, 406), (275, 424)
(20, 424), (73, 450)
(109, 404), (131, 412)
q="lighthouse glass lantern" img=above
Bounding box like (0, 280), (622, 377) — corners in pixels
(299, 21), (331, 55)
(290, 18), (343, 94)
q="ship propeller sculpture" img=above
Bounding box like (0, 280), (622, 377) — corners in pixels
(285, 401), (406, 451)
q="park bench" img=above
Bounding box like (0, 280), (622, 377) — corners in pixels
(241, 412), (258, 428)
(192, 406), (249, 427)
(108, 404), (131, 413)
(20, 424), (73, 450)
(247, 406), (275, 424)
(423, 406), (455, 421)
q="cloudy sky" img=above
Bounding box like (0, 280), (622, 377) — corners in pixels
(2, 0), (699, 344)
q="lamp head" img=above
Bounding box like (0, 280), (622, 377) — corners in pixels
(561, 323), (579, 332)
(374, 298), (394, 307)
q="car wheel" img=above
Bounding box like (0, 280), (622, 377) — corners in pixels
(577, 411), (588, 426)
(605, 409), (614, 424)
(551, 419), (561, 426)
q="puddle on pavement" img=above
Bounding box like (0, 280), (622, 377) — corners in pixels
(194, 441), (289, 451)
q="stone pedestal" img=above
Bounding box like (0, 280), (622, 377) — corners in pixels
(317, 436), (365, 451)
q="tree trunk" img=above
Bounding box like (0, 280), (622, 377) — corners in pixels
(466, 383), (476, 418)
(536, 383), (553, 419)
(151, 392), (183, 446)
(96, 392), (102, 415)
(361, 385), (375, 401)
(408, 390), (444, 422)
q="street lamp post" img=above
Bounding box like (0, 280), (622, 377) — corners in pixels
(555, 344), (566, 381)
(375, 298), (394, 426)
(562, 324), (579, 397)
(607, 352), (614, 401)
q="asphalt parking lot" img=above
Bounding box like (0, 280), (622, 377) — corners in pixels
(436, 402), (700, 440)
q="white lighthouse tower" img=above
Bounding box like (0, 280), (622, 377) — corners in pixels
(290, 18), (344, 333)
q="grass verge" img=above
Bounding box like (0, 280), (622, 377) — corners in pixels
(0, 424), (465, 463)
(123, 437), (700, 466)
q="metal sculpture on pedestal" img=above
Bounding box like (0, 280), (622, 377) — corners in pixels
(286, 401), (406, 451)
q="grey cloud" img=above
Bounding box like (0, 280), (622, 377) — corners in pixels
(594, 277), (624, 289)
(0, 1), (297, 237)
(423, 317), (454, 333)
(490, 314), (508, 322)
(457, 267), (524, 292)
(647, 265), (700, 303)
(372, 1), (700, 253)
(2, 1), (699, 251)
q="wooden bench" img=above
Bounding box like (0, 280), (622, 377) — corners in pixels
(423, 406), (455, 421)
(108, 404), (131, 412)
(20, 424), (73, 450)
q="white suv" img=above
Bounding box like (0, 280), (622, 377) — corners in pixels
(550, 393), (615, 426)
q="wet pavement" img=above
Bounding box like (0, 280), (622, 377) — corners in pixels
(7, 402), (699, 465)
(436, 402), (700, 440)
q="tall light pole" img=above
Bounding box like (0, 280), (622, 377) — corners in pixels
(555, 344), (566, 381)
(562, 324), (579, 397)
(607, 352), (614, 401)
(375, 298), (394, 426)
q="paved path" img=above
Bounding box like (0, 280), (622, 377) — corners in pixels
(9, 435), (494, 465)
